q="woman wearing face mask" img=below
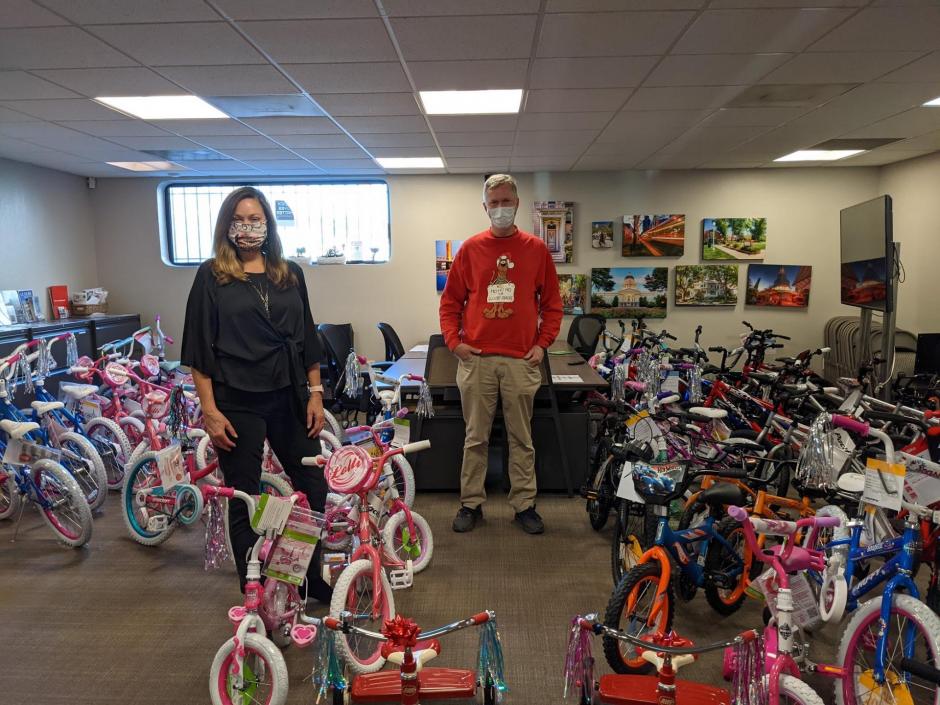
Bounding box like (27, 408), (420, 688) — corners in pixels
(180, 186), (330, 601)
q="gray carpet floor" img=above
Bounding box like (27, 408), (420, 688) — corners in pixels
(0, 492), (855, 704)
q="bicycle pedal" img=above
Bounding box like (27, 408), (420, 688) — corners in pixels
(146, 515), (168, 532)
(389, 560), (414, 590)
(291, 624), (317, 648)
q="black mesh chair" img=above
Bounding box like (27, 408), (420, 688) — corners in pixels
(317, 323), (373, 419)
(567, 314), (606, 360)
(377, 322), (405, 362)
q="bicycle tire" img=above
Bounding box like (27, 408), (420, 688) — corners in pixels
(59, 431), (108, 512)
(383, 454), (415, 509)
(323, 409), (344, 442)
(588, 454), (615, 531)
(118, 416), (145, 447)
(836, 593), (940, 705)
(776, 673), (827, 705)
(802, 504), (850, 619)
(611, 501), (649, 585)
(703, 515), (757, 616)
(121, 451), (178, 546)
(209, 632), (288, 705)
(34, 459), (93, 548)
(0, 470), (20, 520)
(330, 559), (395, 675)
(84, 417), (131, 490)
(381, 510), (434, 573)
(603, 561), (674, 675)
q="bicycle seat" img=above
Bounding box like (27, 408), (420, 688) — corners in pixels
(384, 639), (441, 669)
(837, 473), (865, 494)
(688, 406), (727, 420)
(749, 372), (778, 384)
(0, 419), (40, 439)
(699, 483), (745, 508)
(60, 383), (98, 400)
(779, 383), (808, 394)
(720, 437), (764, 451)
(641, 650), (696, 672)
(30, 400), (64, 415)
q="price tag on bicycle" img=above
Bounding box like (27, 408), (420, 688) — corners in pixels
(863, 458), (905, 512)
(250, 493), (293, 533)
(263, 506), (324, 585)
(390, 418), (410, 449)
(753, 568), (822, 630)
(155, 444), (185, 490)
(80, 397), (102, 420)
(2, 438), (62, 466)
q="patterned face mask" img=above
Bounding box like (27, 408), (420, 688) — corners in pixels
(228, 220), (267, 250)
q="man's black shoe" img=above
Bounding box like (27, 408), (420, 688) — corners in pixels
(514, 506), (544, 534)
(452, 505), (482, 532)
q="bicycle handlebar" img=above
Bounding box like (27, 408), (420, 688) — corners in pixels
(323, 610), (494, 642)
(831, 414), (870, 436)
(577, 615), (757, 654)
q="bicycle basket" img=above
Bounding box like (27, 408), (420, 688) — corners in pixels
(795, 412), (835, 491)
(631, 461), (689, 504)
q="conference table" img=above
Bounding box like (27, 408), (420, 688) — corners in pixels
(381, 340), (608, 495)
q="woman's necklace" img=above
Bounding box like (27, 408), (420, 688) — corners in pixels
(243, 258), (270, 318)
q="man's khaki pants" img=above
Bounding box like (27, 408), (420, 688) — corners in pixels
(455, 354), (542, 513)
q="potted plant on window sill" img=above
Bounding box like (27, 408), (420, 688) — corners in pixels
(316, 246), (346, 265)
(291, 247), (307, 261)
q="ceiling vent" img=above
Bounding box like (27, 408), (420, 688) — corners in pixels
(727, 84), (858, 108)
(145, 149), (227, 161)
(811, 138), (903, 150)
(204, 94), (324, 118)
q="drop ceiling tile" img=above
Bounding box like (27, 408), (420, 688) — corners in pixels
(242, 117), (341, 134)
(391, 16), (538, 61)
(517, 112), (614, 130)
(320, 167), (385, 174)
(241, 20), (397, 63)
(383, 0), (539, 14)
(647, 54), (792, 87)
(112, 136), (206, 150)
(218, 148), (300, 160)
(836, 148), (934, 166)
(436, 131), (517, 146)
(795, 81), (940, 134)
(174, 159), (259, 172)
(537, 12), (693, 57)
(159, 119), (256, 136)
(442, 145), (513, 158)
(674, 9), (853, 54)
(878, 51), (940, 83)
(291, 148), (370, 159)
(845, 108), (940, 138)
(1, 99), (125, 121)
(156, 65), (297, 96)
(525, 89), (631, 113)
(510, 156), (576, 169)
(699, 160), (767, 168)
(241, 159), (312, 170)
(212, 0), (378, 19)
(0, 106), (39, 122)
(308, 158), (377, 169)
(64, 119), (173, 137)
(0, 27), (136, 70)
(336, 116), (428, 133)
(0, 1), (69, 27)
(624, 86), (745, 110)
(703, 106), (808, 126)
(529, 57), (657, 89)
(890, 129), (940, 151)
(810, 7), (940, 51)
(43, 0), (218, 23)
(548, 0), (704, 8)
(445, 158), (511, 169)
(0, 71), (78, 99)
(709, 0), (864, 6)
(207, 94), (323, 118)
(428, 115), (519, 132)
(513, 129), (599, 151)
(88, 23), (266, 66)
(33, 67), (184, 98)
(657, 124), (768, 153)
(448, 166), (500, 173)
(409, 60), (528, 91)
(275, 133), (357, 148)
(636, 155), (704, 169)
(574, 154), (642, 170)
(369, 146), (439, 158)
(285, 63), (409, 93)
(354, 132), (435, 148)
(198, 135), (280, 149)
(315, 93), (419, 117)
(761, 52), (925, 84)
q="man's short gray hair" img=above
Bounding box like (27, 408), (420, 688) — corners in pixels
(483, 173), (518, 200)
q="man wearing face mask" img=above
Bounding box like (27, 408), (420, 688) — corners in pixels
(439, 174), (562, 534)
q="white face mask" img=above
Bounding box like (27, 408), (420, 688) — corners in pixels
(488, 205), (516, 229)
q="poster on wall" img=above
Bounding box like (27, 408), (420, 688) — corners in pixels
(591, 221), (615, 249)
(675, 265), (739, 307)
(622, 214), (685, 257)
(534, 200), (574, 264)
(702, 218), (767, 260)
(558, 274), (588, 315)
(435, 240), (463, 293)
(591, 267), (667, 319)
(746, 264), (811, 308)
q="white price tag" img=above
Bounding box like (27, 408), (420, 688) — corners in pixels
(615, 462), (646, 504)
(2, 438), (62, 466)
(390, 418), (411, 449)
(80, 398), (102, 420)
(753, 568), (822, 630)
(863, 458), (905, 512)
(155, 444), (185, 490)
(901, 451), (940, 506)
(251, 494), (293, 533)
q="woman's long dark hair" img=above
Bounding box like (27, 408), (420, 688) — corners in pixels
(210, 186), (296, 289)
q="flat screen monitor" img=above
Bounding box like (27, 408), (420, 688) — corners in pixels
(915, 334), (940, 375)
(840, 195), (893, 312)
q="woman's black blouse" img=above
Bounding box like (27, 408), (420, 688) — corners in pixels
(180, 260), (321, 395)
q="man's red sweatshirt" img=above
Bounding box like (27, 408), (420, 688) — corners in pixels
(439, 227), (563, 359)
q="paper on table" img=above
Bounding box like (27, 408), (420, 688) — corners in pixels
(411, 344), (429, 352)
(552, 374), (582, 383)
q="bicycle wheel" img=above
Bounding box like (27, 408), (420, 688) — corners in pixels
(121, 451), (178, 546)
(330, 558), (396, 674)
(611, 501), (649, 585)
(776, 674), (827, 705)
(323, 409), (344, 441)
(758, 439), (792, 499)
(381, 510), (434, 573)
(0, 468), (21, 520)
(84, 417), (131, 490)
(704, 515), (757, 616)
(382, 454), (415, 508)
(58, 431), (108, 512)
(676, 501), (710, 601)
(802, 504), (850, 616)
(34, 459), (93, 548)
(209, 632), (288, 705)
(836, 593), (940, 705)
(118, 416), (145, 447)
(318, 430), (342, 456)
(603, 561), (674, 675)
(587, 452), (615, 532)
(127, 440), (149, 469)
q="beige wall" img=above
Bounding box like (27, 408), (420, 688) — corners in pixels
(90, 168), (882, 361)
(0, 157), (99, 318)
(878, 152), (940, 336)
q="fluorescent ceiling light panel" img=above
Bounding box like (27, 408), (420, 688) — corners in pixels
(375, 157), (444, 169)
(106, 161), (186, 172)
(96, 95), (228, 120)
(923, 96), (940, 106)
(774, 149), (864, 162)
(419, 89), (523, 115)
